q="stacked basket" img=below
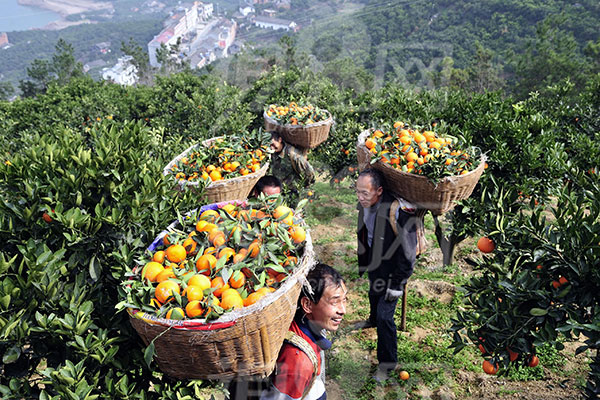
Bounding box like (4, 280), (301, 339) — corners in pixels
(357, 129), (486, 215)
(163, 137), (269, 203)
(127, 225), (315, 380)
(263, 110), (333, 150)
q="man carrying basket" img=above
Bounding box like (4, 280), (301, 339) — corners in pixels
(354, 168), (417, 383)
(269, 132), (315, 206)
(260, 263), (347, 400)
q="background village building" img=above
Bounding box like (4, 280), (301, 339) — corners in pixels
(102, 56), (138, 85)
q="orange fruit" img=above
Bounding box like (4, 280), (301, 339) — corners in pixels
(221, 203), (237, 216)
(211, 276), (230, 297)
(195, 220), (209, 232)
(229, 271), (246, 289)
(399, 371), (410, 381)
(558, 276), (568, 286)
(149, 298), (162, 308)
(406, 152), (418, 163)
(243, 291), (266, 307)
(528, 355), (539, 368)
(200, 209), (220, 223)
(182, 238), (197, 255)
(155, 267), (176, 282)
(218, 247), (236, 262)
(482, 360), (498, 375)
(365, 138), (376, 149)
(288, 226), (306, 244)
(508, 348), (519, 362)
(273, 205), (293, 223)
(204, 246), (217, 255)
(155, 280), (180, 303)
(165, 307), (185, 320)
(477, 237), (495, 253)
(196, 254), (217, 275)
(552, 280), (561, 289)
(142, 261), (165, 282)
(42, 212), (53, 223)
(185, 300), (204, 318)
(188, 274), (211, 291)
(248, 240), (261, 258)
(184, 285), (205, 302)
(209, 170), (222, 181)
(209, 229), (226, 244)
(152, 251), (166, 264)
(232, 252), (247, 264)
(166, 244), (187, 263)
(221, 291), (243, 310)
(213, 234), (226, 248)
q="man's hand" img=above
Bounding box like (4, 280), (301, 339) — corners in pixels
(384, 288), (403, 302)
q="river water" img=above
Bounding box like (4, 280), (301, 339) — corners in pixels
(0, 1), (61, 32)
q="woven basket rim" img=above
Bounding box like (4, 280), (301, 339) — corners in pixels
(357, 129), (487, 187)
(126, 229), (315, 330)
(263, 109), (333, 130)
(162, 137), (270, 189)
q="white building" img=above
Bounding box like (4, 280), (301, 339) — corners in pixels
(254, 16), (297, 31)
(102, 56), (138, 86)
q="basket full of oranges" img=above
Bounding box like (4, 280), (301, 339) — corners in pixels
(119, 196), (314, 380)
(164, 131), (270, 203)
(264, 102), (333, 149)
(357, 122), (487, 215)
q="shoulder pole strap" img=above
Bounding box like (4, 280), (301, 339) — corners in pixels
(284, 331), (319, 399)
(389, 199), (400, 236)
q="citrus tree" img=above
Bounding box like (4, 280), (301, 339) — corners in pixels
(451, 170), (600, 398)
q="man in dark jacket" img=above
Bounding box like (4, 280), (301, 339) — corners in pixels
(355, 168), (417, 382)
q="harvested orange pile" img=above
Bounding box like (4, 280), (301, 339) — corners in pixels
(169, 131), (269, 183)
(123, 196), (307, 321)
(365, 121), (483, 183)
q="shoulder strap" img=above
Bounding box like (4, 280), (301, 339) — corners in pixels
(284, 330), (319, 399)
(389, 199), (400, 236)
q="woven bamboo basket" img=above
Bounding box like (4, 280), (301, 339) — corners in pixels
(357, 129), (486, 215)
(263, 110), (333, 149)
(127, 229), (315, 380)
(163, 137), (269, 203)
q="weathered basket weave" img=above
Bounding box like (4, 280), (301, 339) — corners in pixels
(357, 129), (486, 215)
(163, 136), (269, 203)
(263, 110), (333, 149)
(128, 230), (315, 380)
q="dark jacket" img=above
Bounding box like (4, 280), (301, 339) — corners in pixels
(357, 192), (417, 294)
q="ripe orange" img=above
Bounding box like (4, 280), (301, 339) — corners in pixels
(211, 276), (230, 298)
(477, 237), (495, 253)
(478, 344), (487, 355)
(213, 234), (226, 248)
(482, 360), (498, 375)
(508, 348), (519, 362)
(155, 267), (176, 282)
(209, 169), (222, 181)
(217, 247), (236, 262)
(42, 212), (53, 223)
(185, 300), (204, 318)
(188, 274), (211, 291)
(200, 209), (220, 223)
(243, 291), (266, 307)
(182, 238), (197, 255)
(273, 205), (294, 225)
(558, 276), (568, 286)
(184, 285), (205, 302)
(399, 370), (410, 380)
(229, 270), (246, 289)
(288, 226), (306, 244)
(166, 244), (187, 263)
(155, 280), (180, 304)
(221, 203), (237, 216)
(149, 298), (162, 308)
(152, 250), (166, 264)
(551, 280), (561, 289)
(528, 355), (539, 368)
(142, 261), (165, 282)
(166, 307), (185, 320)
(365, 138), (376, 149)
(221, 291), (243, 310)
(196, 254), (217, 275)
(248, 240), (261, 258)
